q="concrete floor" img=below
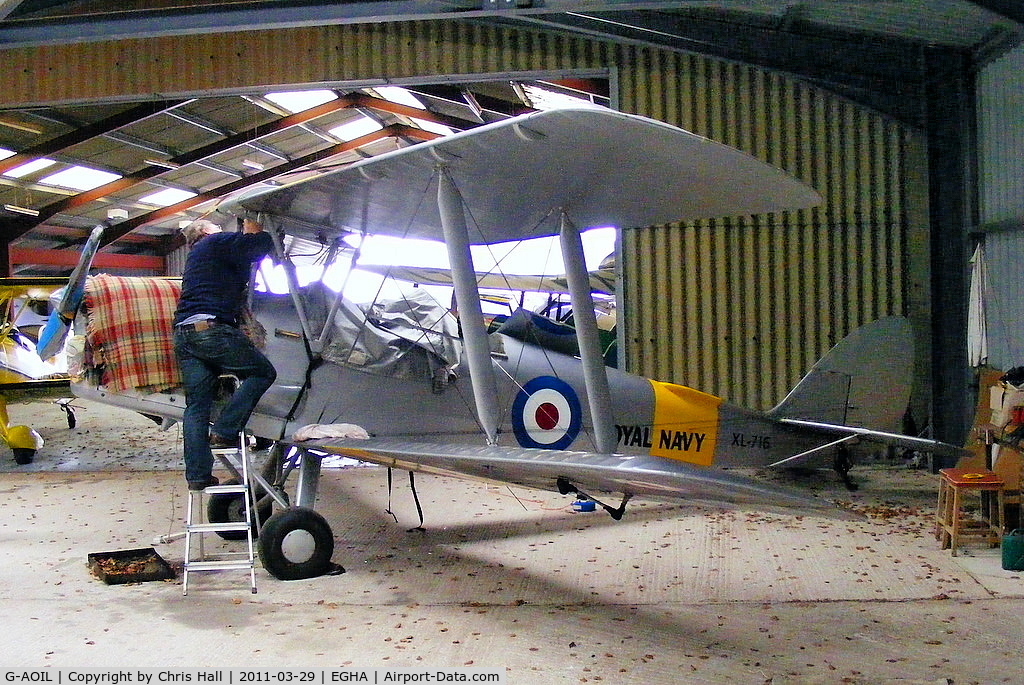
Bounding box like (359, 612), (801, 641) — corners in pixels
(1, 397), (1023, 683)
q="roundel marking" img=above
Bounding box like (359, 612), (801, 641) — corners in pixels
(535, 402), (559, 430)
(511, 376), (582, 450)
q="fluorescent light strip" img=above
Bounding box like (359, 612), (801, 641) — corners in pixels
(4, 204), (39, 216)
(0, 119), (43, 134)
(145, 158), (181, 169)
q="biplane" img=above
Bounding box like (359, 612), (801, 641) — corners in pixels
(0, 277), (78, 464)
(54, 107), (963, 580)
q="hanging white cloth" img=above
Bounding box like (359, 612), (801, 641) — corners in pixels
(968, 243), (988, 367)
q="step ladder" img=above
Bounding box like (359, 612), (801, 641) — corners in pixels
(182, 435), (258, 595)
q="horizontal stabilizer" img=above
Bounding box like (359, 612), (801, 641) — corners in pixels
(772, 420), (968, 464)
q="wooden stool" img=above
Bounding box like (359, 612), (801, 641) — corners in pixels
(935, 468), (1005, 556)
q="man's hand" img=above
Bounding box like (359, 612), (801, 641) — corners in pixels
(242, 218), (264, 234)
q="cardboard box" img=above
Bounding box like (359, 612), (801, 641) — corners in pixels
(990, 382), (1024, 428)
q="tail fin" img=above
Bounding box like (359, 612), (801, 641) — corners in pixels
(767, 317), (914, 432)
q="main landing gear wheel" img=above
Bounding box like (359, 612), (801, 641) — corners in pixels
(206, 478), (273, 541)
(257, 507), (335, 580)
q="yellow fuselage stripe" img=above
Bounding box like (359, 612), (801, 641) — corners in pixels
(648, 379), (721, 466)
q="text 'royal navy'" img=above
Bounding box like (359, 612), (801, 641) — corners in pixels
(617, 425), (706, 452)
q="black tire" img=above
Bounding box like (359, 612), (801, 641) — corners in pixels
(12, 448), (34, 465)
(257, 507), (334, 581)
(206, 479), (273, 541)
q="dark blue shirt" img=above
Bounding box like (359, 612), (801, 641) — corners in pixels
(174, 230), (274, 326)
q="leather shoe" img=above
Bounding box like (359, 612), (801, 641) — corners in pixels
(209, 433), (239, 449)
(187, 476), (220, 491)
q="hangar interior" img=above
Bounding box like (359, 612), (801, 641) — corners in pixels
(3, 1), (1024, 444)
(2, 1), (1024, 678)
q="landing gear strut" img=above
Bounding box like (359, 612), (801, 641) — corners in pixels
(834, 443), (859, 491)
(557, 477), (632, 519)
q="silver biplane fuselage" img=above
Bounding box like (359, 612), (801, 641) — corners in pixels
(66, 107), (962, 580)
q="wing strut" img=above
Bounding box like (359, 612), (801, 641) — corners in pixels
(767, 434), (860, 468)
(559, 213), (616, 455)
(264, 215), (320, 354)
(437, 167), (501, 444)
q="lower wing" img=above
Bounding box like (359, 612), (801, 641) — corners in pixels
(293, 436), (840, 514)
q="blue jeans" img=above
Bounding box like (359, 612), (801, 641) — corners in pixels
(173, 323), (277, 483)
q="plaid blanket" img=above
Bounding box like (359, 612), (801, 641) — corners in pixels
(84, 274), (181, 391)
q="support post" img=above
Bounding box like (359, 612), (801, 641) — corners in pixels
(559, 213), (616, 454)
(294, 447), (322, 509)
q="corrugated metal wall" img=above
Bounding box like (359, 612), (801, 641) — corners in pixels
(2, 20), (926, 411)
(618, 49), (922, 409)
(977, 45), (1024, 226)
(974, 44), (1024, 371)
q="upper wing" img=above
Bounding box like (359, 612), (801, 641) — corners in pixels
(295, 436), (840, 513)
(355, 264), (616, 295)
(233, 107), (821, 244)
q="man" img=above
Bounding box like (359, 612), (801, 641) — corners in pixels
(173, 217), (277, 490)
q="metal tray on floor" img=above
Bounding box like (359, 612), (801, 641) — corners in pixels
(88, 547), (175, 584)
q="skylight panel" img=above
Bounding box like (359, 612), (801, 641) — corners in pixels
(522, 84), (602, 111)
(265, 89), (338, 114)
(412, 118), (454, 137)
(139, 188), (197, 206)
(40, 165), (121, 191)
(375, 86), (453, 136)
(376, 86), (424, 109)
(3, 157), (56, 178)
(328, 117), (384, 142)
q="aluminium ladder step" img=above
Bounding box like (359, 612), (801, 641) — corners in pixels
(186, 521), (252, 534)
(185, 560), (256, 572)
(203, 484), (247, 495)
(211, 443), (251, 455)
(183, 433), (259, 595)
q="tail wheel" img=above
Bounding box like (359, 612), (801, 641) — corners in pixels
(257, 507), (334, 580)
(206, 478), (273, 540)
(12, 448), (34, 465)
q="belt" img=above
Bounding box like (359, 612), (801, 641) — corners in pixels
(179, 320), (215, 332)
